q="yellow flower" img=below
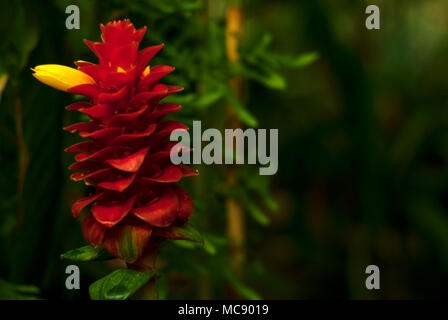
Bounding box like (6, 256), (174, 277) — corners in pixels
(31, 64), (96, 92)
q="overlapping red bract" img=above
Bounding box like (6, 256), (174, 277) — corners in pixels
(65, 20), (197, 262)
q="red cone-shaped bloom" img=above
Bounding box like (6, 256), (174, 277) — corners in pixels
(44, 20), (197, 262)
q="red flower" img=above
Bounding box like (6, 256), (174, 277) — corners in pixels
(32, 20), (197, 263)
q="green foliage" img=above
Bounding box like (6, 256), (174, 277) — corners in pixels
(0, 0), (39, 75)
(167, 223), (205, 245)
(275, 52), (320, 69)
(60, 245), (114, 262)
(224, 270), (261, 300)
(224, 93), (258, 127)
(89, 269), (155, 300)
(238, 30), (318, 90)
(0, 278), (40, 300)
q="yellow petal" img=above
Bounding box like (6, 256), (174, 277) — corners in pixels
(116, 66), (126, 73)
(31, 64), (96, 92)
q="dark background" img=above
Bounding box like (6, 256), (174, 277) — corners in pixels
(0, 0), (447, 299)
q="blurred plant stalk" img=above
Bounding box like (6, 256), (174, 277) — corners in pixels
(13, 87), (29, 234)
(225, 0), (245, 294)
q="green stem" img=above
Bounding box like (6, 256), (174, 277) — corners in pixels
(127, 246), (159, 300)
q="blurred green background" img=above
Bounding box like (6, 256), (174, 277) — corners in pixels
(1, 0), (448, 299)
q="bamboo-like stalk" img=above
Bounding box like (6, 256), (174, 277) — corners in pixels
(225, 0), (245, 289)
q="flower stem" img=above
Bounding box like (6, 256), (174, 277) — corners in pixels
(127, 246), (159, 300)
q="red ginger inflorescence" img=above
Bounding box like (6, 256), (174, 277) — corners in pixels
(33, 20), (197, 264)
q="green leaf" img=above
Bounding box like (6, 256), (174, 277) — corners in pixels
(164, 93), (196, 105)
(19, 23), (39, 71)
(260, 70), (286, 90)
(225, 271), (261, 300)
(246, 201), (270, 226)
(276, 51), (319, 68)
(60, 245), (114, 262)
(196, 89), (225, 109)
(203, 235), (217, 255)
(225, 93), (258, 127)
(157, 223), (204, 246)
(0, 278), (40, 300)
(254, 33), (273, 54)
(247, 174), (279, 212)
(176, 224), (205, 245)
(171, 232), (226, 255)
(89, 269), (155, 300)
(172, 239), (197, 249)
(145, 0), (175, 13)
(178, 0), (201, 11)
(236, 63), (286, 90)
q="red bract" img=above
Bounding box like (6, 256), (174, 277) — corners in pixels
(56, 20), (196, 263)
